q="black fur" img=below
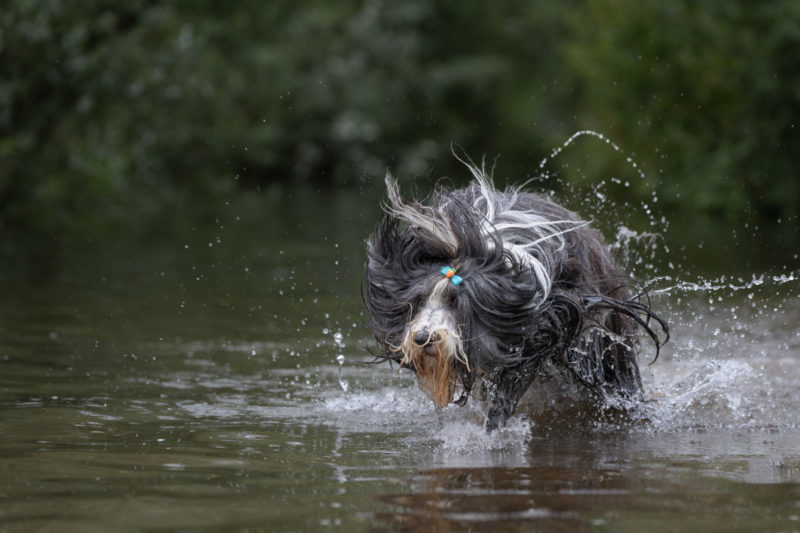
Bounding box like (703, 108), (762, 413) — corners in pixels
(364, 172), (668, 431)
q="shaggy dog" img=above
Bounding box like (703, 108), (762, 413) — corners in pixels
(364, 161), (668, 431)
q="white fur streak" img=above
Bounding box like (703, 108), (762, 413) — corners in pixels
(384, 171), (459, 256)
(462, 158), (588, 303)
(384, 159), (588, 304)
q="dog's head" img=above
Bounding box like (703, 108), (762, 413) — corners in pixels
(364, 172), (569, 407)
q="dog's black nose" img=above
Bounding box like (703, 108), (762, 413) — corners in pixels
(413, 331), (441, 345)
(413, 331), (430, 345)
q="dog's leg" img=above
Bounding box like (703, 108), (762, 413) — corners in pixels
(585, 304), (645, 400)
(483, 365), (539, 432)
(566, 328), (642, 399)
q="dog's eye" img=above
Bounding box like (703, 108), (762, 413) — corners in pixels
(447, 295), (458, 308)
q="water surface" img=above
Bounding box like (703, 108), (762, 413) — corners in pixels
(1, 186), (799, 531)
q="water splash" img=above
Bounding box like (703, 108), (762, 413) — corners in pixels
(332, 331), (349, 392)
(538, 130), (646, 181)
(649, 271), (799, 296)
(324, 387), (429, 416)
(435, 417), (533, 454)
(536, 129), (666, 260)
(323, 383), (535, 453)
(610, 226), (665, 277)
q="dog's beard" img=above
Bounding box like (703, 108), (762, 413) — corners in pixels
(396, 328), (470, 408)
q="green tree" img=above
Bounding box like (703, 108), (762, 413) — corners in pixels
(1, 0), (797, 258)
(563, 0), (800, 226)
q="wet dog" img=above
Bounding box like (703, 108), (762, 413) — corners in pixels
(364, 161), (668, 431)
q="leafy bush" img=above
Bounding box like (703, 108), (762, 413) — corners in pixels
(1, 0), (797, 256)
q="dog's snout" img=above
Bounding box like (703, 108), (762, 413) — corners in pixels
(413, 331), (434, 345)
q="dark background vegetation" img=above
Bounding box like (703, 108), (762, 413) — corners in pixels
(1, 0), (798, 265)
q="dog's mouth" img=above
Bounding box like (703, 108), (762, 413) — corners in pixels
(397, 329), (470, 408)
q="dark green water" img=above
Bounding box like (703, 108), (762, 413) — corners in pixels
(1, 186), (799, 531)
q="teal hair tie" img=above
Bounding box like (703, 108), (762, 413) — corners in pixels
(441, 266), (463, 285)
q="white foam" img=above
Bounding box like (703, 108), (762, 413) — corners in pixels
(642, 359), (777, 431)
(323, 387), (434, 417)
(321, 383), (534, 453)
(435, 416), (533, 454)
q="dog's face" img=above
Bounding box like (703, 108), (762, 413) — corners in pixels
(364, 178), (547, 407)
(365, 232), (543, 407)
(397, 270), (469, 407)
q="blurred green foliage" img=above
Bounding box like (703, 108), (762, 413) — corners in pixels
(1, 0), (798, 256)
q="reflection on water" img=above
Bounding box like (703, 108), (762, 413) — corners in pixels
(1, 186), (799, 531)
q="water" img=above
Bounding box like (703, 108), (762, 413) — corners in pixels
(1, 185), (799, 531)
